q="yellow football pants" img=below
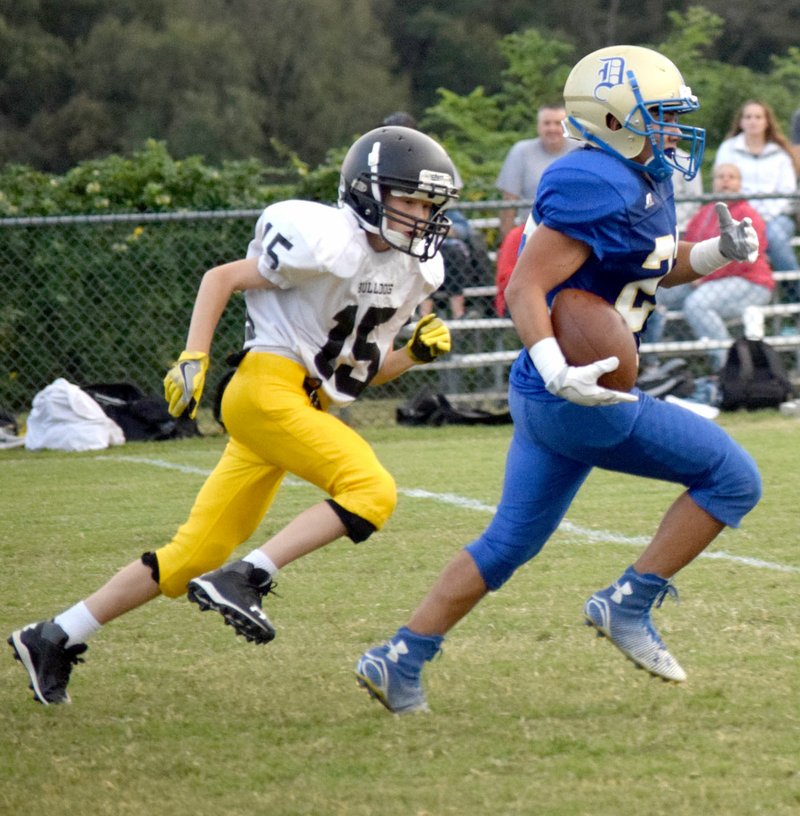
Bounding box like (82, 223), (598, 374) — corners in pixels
(156, 352), (397, 597)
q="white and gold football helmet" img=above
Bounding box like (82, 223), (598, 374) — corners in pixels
(563, 45), (705, 181)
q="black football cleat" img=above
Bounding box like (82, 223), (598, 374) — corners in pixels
(8, 620), (87, 705)
(187, 560), (276, 644)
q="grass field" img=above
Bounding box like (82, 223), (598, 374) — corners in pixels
(1, 412), (798, 815)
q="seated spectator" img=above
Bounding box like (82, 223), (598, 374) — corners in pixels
(672, 147), (704, 234)
(494, 224), (524, 317)
(643, 163), (774, 372)
(714, 99), (799, 273)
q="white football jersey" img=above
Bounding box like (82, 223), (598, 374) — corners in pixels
(243, 200), (444, 405)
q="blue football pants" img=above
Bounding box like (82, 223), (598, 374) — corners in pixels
(466, 385), (762, 590)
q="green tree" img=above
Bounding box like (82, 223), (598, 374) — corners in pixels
(0, 12), (72, 162)
(418, 7), (800, 197)
(380, 0), (506, 108)
(215, 0), (410, 164)
(0, 0), (411, 170)
(656, 6), (800, 161)
(3, 2), (800, 195)
(419, 27), (574, 197)
(73, 14), (266, 165)
(699, 0), (800, 70)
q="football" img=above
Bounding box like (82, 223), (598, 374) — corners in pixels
(551, 288), (638, 392)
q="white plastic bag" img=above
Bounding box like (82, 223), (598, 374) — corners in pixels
(25, 378), (125, 451)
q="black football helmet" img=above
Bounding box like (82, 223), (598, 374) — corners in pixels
(339, 126), (460, 260)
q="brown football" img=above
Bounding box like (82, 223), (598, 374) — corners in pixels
(551, 288), (638, 392)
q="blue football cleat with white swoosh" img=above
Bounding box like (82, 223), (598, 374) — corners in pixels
(355, 628), (443, 714)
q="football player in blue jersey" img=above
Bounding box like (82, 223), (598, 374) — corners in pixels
(356, 45), (763, 713)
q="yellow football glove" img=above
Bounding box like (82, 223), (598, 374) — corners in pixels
(406, 314), (452, 363)
(163, 350), (209, 419)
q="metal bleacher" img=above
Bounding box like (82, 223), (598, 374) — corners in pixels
(428, 205), (800, 402)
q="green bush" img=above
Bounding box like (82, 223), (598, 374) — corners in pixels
(0, 216), (257, 410)
(0, 139), (307, 216)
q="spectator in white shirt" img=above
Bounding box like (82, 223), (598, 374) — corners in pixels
(714, 99), (799, 272)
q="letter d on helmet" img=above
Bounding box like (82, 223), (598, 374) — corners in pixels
(563, 45), (705, 181)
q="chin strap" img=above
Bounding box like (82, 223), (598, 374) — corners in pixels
(566, 117), (674, 181)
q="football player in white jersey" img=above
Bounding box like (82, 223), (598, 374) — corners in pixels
(8, 126), (460, 705)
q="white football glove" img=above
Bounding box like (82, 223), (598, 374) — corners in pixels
(529, 337), (638, 407)
(689, 202), (759, 276)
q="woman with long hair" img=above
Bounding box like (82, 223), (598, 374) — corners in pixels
(715, 99), (799, 273)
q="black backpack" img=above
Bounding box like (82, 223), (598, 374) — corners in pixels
(82, 382), (200, 441)
(396, 386), (511, 426)
(0, 407), (18, 435)
(719, 339), (793, 411)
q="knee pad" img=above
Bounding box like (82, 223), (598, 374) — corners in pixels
(332, 466), (397, 532)
(327, 500), (377, 543)
(141, 551), (160, 583)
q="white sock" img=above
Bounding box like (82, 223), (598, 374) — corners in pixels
(243, 549), (279, 578)
(54, 601), (101, 647)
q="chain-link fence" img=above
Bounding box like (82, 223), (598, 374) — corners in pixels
(2, 199), (798, 430)
(0, 206), (515, 429)
(1, 211), (254, 422)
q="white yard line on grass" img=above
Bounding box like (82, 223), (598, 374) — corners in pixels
(96, 454), (800, 575)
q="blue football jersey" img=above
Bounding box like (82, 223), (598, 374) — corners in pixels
(511, 146), (677, 395)
(466, 152), (761, 595)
